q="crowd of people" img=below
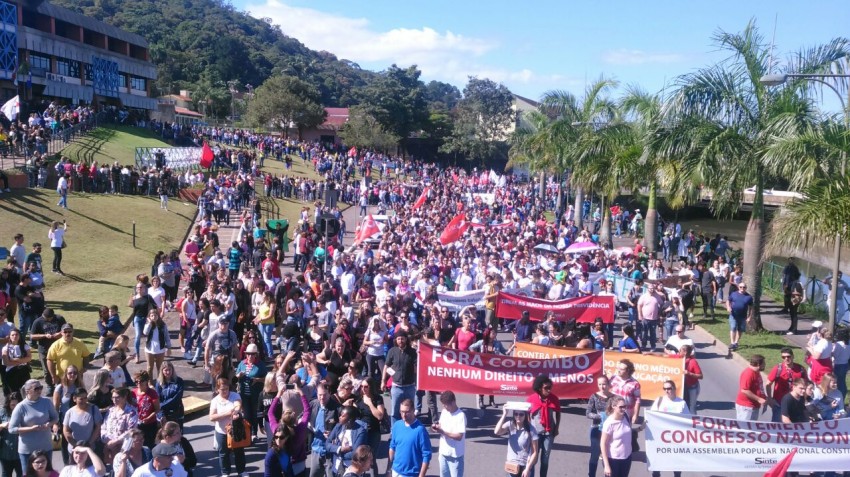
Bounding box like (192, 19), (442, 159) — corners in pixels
(3, 127), (850, 477)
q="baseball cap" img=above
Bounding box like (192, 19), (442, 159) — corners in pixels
(151, 443), (180, 458)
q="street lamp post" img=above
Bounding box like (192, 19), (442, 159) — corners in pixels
(760, 72), (850, 331)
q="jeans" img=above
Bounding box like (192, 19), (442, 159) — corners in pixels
(608, 456), (632, 477)
(308, 451), (331, 477)
(770, 404), (782, 423)
(663, 320), (678, 343)
(57, 189), (67, 208)
(18, 312), (34, 338)
(259, 323), (275, 357)
(529, 433), (553, 477)
(390, 384), (416, 427)
(38, 351), (55, 393)
(605, 323), (615, 348)
(133, 315), (146, 356)
(588, 427), (601, 477)
(366, 354), (385, 381)
(51, 247), (63, 272)
(215, 431), (246, 475)
(684, 383), (700, 415)
(834, 362), (848, 401)
(640, 320), (658, 350)
(1, 457), (22, 477)
(438, 454), (464, 477)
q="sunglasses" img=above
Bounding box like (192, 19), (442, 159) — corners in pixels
(782, 355), (793, 359)
(616, 405), (627, 409)
(663, 387), (674, 391)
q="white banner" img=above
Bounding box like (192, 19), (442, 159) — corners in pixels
(136, 147), (202, 171)
(437, 289), (485, 311)
(438, 286), (532, 311)
(645, 411), (850, 473)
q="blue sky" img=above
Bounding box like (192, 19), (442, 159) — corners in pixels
(234, 0), (849, 108)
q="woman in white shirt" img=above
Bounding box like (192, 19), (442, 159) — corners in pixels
(59, 445), (105, 477)
(147, 277), (167, 315)
(646, 381), (689, 477)
(48, 220), (68, 275)
(209, 377), (245, 477)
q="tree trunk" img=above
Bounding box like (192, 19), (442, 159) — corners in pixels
(599, 195), (612, 249)
(538, 172), (546, 202)
(555, 177), (564, 223)
(644, 181), (658, 257)
(574, 186), (584, 230)
(744, 172), (766, 332)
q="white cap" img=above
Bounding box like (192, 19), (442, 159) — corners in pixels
(245, 343), (260, 354)
(812, 321), (823, 329)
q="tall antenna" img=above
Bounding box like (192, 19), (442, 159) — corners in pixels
(768, 13), (779, 74)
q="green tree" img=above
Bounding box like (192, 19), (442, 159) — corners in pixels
(441, 77), (514, 164)
(358, 65), (428, 153)
(667, 21), (849, 330)
(338, 105), (400, 152)
(424, 80), (462, 112)
(246, 75), (326, 135)
(539, 79), (619, 230)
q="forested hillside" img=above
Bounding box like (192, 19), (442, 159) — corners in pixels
(52, 0), (376, 108)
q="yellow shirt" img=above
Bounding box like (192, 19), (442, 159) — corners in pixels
(46, 339), (90, 376)
(258, 303), (275, 325)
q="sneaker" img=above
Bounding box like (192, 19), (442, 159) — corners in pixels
(786, 331), (795, 335)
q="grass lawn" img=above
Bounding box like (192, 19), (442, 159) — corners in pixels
(60, 125), (171, 166)
(2, 188), (195, 349)
(692, 311), (787, 367)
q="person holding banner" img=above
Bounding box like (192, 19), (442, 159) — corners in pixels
(526, 375), (560, 477)
(600, 396), (633, 477)
(494, 406), (538, 477)
(646, 380), (688, 477)
(586, 376), (614, 477)
(680, 345), (703, 415)
(470, 326), (508, 410)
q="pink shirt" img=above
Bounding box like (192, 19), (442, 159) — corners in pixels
(602, 415), (633, 459)
(638, 293), (660, 321)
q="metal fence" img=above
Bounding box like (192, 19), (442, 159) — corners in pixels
(762, 260), (849, 323)
(2, 110), (108, 169)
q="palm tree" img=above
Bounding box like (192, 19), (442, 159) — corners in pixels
(508, 109), (561, 206)
(667, 21), (849, 330)
(572, 118), (643, 248)
(539, 78), (619, 231)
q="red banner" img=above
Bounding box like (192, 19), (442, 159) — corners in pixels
(495, 292), (616, 324)
(417, 341), (602, 398)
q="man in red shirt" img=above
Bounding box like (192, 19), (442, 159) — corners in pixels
(261, 250), (281, 280)
(766, 347), (806, 423)
(735, 354), (775, 421)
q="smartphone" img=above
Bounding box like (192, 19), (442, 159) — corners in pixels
(285, 383), (296, 390)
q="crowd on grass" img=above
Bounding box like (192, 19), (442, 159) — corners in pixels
(3, 137), (850, 477)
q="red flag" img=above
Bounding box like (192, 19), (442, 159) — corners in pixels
(354, 214), (381, 244)
(200, 142), (214, 169)
(439, 214), (469, 245)
(348, 146), (357, 157)
(413, 187), (430, 209)
(763, 448), (797, 477)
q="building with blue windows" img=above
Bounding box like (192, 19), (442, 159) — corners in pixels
(1, 0), (157, 110)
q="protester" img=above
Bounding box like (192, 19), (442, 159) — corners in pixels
(735, 354), (774, 421)
(0, 392), (22, 477)
(382, 332), (416, 426)
(780, 378), (810, 424)
(600, 396), (633, 477)
(155, 362), (185, 427)
(494, 406), (537, 477)
(112, 429), (151, 477)
(386, 399), (430, 477)
(586, 376), (613, 477)
(725, 282), (753, 351)
(527, 374), (560, 477)
(9, 379), (59, 471)
(101, 388), (139, 462)
(58, 445), (105, 477)
(132, 371), (161, 448)
(130, 443), (188, 477)
(646, 380), (689, 477)
(765, 347), (806, 423)
(157, 422), (196, 477)
(432, 391), (465, 477)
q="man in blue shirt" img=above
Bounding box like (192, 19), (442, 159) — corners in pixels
(387, 398), (431, 477)
(726, 282), (754, 351)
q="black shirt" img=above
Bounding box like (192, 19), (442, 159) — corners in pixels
(781, 393), (807, 423)
(30, 315), (67, 351)
(131, 295), (156, 318)
(385, 345), (417, 386)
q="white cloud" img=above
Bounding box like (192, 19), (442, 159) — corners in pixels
(244, 0), (571, 93)
(602, 49), (686, 65)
